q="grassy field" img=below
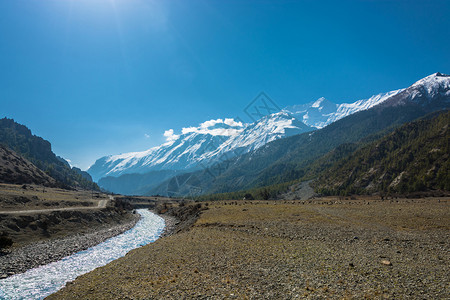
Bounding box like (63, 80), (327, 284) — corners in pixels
(49, 197), (449, 299)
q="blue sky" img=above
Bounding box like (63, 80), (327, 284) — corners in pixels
(1, 0), (449, 170)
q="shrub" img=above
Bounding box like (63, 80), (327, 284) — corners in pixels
(0, 232), (13, 249)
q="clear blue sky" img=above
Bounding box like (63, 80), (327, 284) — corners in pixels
(1, 0), (449, 170)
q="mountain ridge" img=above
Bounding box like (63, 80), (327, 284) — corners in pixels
(88, 112), (314, 183)
(88, 76), (415, 186)
(88, 72), (449, 197)
(149, 72), (450, 197)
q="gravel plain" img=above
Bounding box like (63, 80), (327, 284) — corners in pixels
(48, 197), (449, 299)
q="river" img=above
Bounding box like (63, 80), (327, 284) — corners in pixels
(0, 209), (164, 300)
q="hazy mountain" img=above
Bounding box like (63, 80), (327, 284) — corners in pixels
(98, 170), (181, 196)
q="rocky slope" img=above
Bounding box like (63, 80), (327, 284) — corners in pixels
(0, 145), (56, 186)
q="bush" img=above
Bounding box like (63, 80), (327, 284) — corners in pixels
(243, 193), (254, 200)
(0, 232), (13, 249)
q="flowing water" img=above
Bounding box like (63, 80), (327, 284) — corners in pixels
(0, 209), (164, 300)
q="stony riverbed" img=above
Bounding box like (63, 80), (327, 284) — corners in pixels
(0, 213), (140, 279)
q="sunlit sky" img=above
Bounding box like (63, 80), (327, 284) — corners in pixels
(1, 0), (449, 170)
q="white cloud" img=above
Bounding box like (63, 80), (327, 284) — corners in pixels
(181, 127), (197, 134)
(180, 118), (244, 136)
(163, 129), (180, 142)
(163, 118), (245, 141)
(144, 133), (150, 139)
(200, 119), (223, 129)
(224, 118), (243, 127)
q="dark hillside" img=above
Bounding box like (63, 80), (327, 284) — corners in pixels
(0, 118), (98, 190)
(314, 110), (450, 196)
(0, 145), (57, 186)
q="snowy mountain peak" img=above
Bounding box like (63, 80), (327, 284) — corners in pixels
(378, 72), (450, 108)
(88, 72), (449, 185)
(284, 88), (404, 129)
(312, 97), (326, 108)
(410, 72), (450, 97)
(88, 113), (312, 181)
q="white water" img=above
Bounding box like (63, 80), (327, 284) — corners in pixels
(0, 209), (164, 300)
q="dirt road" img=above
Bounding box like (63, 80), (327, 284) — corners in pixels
(0, 198), (110, 215)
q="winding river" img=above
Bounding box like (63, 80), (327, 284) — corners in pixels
(0, 209), (164, 300)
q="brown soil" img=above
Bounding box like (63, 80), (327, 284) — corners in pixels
(48, 197), (449, 299)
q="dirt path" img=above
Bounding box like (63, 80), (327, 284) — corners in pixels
(0, 198), (110, 214)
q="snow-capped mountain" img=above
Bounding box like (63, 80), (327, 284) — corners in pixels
(196, 112), (311, 163)
(380, 72), (450, 108)
(284, 89), (404, 128)
(88, 114), (312, 181)
(88, 72), (450, 187)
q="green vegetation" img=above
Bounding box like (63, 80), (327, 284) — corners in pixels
(0, 118), (99, 190)
(314, 110), (450, 196)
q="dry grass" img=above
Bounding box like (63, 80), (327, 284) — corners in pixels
(198, 198), (450, 231)
(49, 198), (450, 299)
(0, 183), (105, 211)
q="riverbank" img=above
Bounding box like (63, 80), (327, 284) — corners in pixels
(0, 212), (140, 279)
(0, 202), (191, 280)
(49, 198), (449, 299)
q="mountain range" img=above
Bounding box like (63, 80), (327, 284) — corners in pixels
(170, 73), (449, 200)
(88, 112), (313, 182)
(89, 72), (450, 196)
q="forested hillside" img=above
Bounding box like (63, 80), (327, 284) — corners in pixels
(314, 110), (449, 196)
